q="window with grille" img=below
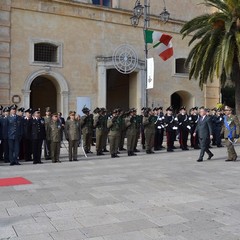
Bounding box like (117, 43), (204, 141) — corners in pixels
(92, 0), (112, 7)
(34, 43), (58, 63)
(175, 58), (189, 74)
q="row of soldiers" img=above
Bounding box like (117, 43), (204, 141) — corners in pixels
(0, 104), (225, 164)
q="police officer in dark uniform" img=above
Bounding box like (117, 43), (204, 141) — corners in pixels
(23, 108), (33, 161)
(165, 106), (178, 152)
(178, 106), (191, 150)
(17, 107), (25, 160)
(7, 104), (23, 166)
(154, 107), (165, 150)
(1, 107), (10, 162)
(32, 109), (46, 164)
(189, 107), (200, 149)
(214, 108), (224, 147)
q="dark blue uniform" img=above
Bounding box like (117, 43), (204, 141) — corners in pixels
(7, 115), (23, 165)
(1, 114), (9, 162)
(32, 117), (46, 164)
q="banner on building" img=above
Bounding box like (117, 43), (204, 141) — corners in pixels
(146, 58), (154, 89)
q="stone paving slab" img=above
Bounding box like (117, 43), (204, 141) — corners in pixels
(1, 143), (240, 239)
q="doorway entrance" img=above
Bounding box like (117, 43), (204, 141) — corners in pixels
(171, 90), (193, 113)
(107, 69), (130, 111)
(30, 75), (58, 115)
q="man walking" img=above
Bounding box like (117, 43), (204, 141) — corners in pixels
(194, 107), (214, 162)
(221, 106), (240, 161)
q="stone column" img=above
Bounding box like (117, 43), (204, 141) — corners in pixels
(21, 89), (31, 109)
(97, 63), (107, 107)
(0, 0), (11, 105)
(61, 90), (69, 118)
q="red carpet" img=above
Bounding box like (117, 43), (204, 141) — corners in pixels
(0, 177), (32, 187)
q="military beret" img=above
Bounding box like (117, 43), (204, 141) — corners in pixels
(159, 106), (163, 110)
(34, 108), (41, 113)
(93, 107), (100, 114)
(82, 107), (90, 113)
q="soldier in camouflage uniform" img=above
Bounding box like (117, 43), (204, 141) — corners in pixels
(143, 108), (156, 154)
(125, 108), (138, 156)
(46, 113), (62, 163)
(107, 109), (121, 158)
(44, 107), (52, 160)
(118, 109), (127, 151)
(80, 107), (93, 154)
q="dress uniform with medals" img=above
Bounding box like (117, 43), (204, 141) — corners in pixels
(65, 111), (81, 161)
(221, 106), (240, 161)
(107, 109), (121, 158)
(7, 104), (23, 165)
(32, 109), (45, 164)
(125, 108), (138, 156)
(143, 108), (156, 154)
(177, 106), (191, 150)
(80, 107), (93, 154)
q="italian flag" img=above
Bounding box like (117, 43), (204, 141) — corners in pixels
(145, 30), (173, 61)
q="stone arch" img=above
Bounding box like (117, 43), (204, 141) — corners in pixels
(22, 68), (69, 117)
(170, 90), (194, 113)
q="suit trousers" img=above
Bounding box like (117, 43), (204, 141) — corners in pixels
(8, 139), (20, 164)
(199, 137), (212, 159)
(3, 139), (9, 162)
(51, 142), (60, 162)
(225, 138), (237, 160)
(68, 140), (78, 160)
(32, 139), (43, 163)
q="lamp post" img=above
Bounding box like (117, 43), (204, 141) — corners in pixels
(130, 0), (170, 107)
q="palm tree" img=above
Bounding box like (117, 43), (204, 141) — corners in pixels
(180, 0), (240, 114)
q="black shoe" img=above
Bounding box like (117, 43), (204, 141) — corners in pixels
(38, 162), (43, 164)
(86, 151), (93, 154)
(197, 159), (203, 162)
(103, 149), (109, 152)
(150, 151), (155, 154)
(97, 152), (104, 156)
(182, 148), (189, 151)
(117, 151), (120, 154)
(134, 149), (140, 152)
(131, 152), (137, 156)
(45, 157), (51, 160)
(142, 145), (145, 150)
(167, 149), (173, 152)
(10, 162), (15, 166)
(172, 146), (177, 149)
(217, 145), (223, 148)
(73, 159), (78, 161)
(146, 150), (151, 154)
(207, 153), (214, 160)
(111, 154), (115, 158)
(194, 146), (200, 149)
(33, 162), (38, 164)
(225, 159), (233, 162)
(114, 154), (120, 158)
(15, 162), (21, 165)
(69, 160), (72, 161)
(119, 148), (126, 151)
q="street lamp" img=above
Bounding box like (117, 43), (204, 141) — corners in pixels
(130, 0), (170, 107)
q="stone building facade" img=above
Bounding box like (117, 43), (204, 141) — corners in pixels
(0, 0), (220, 116)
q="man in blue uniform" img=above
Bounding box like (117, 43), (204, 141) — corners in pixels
(7, 104), (23, 166)
(1, 107), (10, 162)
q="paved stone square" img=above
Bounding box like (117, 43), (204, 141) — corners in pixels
(1, 143), (240, 240)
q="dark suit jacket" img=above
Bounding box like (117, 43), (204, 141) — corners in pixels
(195, 115), (213, 139)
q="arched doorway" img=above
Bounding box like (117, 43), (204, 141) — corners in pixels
(30, 76), (58, 115)
(22, 69), (69, 117)
(171, 90), (194, 113)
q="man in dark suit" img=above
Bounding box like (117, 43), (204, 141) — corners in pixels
(194, 107), (214, 162)
(23, 108), (33, 161)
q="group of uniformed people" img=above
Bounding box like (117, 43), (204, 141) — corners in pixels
(0, 103), (239, 165)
